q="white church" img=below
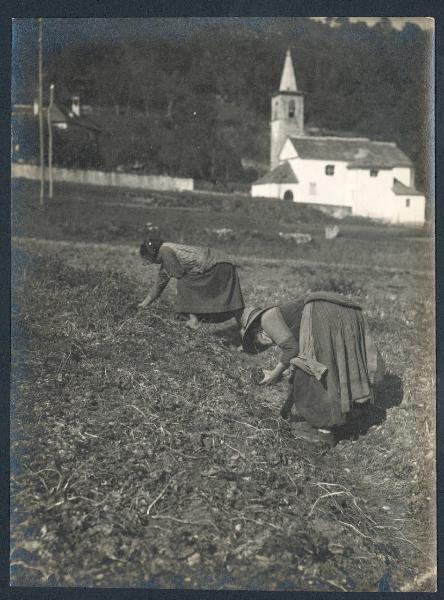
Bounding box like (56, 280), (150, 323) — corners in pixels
(251, 50), (426, 225)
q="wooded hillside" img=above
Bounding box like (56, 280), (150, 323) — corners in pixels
(13, 18), (432, 191)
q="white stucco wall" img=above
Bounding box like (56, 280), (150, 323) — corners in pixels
(280, 138), (298, 161)
(287, 158), (354, 207)
(389, 194), (426, 224)
(12, 163), (194, 192)
(392, 166), (413, 187)
(251, 182), (300, 200)
(349, 168), (395, 220)
(348, 169), (425, 223)
(251, 182), (279, 198)
(280, 160), (425, 224)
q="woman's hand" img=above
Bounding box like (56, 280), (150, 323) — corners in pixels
(259, 362), (287, 386)
(259, 369), (280, 386)
(138, 298), (151, 309)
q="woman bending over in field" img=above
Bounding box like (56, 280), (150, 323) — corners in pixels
(138, 229), (245, 330)
(240, 291), (384, 445)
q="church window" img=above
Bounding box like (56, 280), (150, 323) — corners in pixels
(325, 164), (335, 176)
(283, 190), (294, 201)
(405, 198), (410, 208)
(309, 182), (317, 195)
(288, 100), (295, 118)
(370, 169), (379, 177)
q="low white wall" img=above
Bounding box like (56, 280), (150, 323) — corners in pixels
(11, 163), (194, 192)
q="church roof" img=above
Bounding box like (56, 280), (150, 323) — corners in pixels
(279, 49), (298, 92)
(253, 161), (299, 185)
(392, 178), (424, 196)
(288, 136), (413, 168)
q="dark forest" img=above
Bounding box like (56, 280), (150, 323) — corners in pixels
(12, 18), (432, 191)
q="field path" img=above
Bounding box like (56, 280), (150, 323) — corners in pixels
(12, 236), (433, 277)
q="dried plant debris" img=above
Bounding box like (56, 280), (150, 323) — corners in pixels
(11, 246), (435, 589)
(11, 182), (436, 592)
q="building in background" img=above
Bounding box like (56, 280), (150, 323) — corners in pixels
(12, 95), (105, 167)
(251, 50), (426, 224)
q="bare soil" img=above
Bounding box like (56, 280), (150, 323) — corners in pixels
(10, 180), (436, 591)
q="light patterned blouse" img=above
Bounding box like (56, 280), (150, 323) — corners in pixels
(149, 243), (237, 300)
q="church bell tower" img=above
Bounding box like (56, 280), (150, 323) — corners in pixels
(270, 49), (304, 169)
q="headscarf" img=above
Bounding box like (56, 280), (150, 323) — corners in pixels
(140, 225), (164, 262)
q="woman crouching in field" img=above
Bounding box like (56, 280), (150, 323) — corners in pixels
(138, 230), (245, 330)
(240, 291), (383, 445)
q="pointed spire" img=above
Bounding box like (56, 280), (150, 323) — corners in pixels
(279, 49), (298, 92)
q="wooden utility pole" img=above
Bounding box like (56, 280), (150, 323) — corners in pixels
(48, 83), (54, 199)
(38, 18), (45, 205)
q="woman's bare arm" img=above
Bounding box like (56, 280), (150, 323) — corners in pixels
(259, 362), (287, 385)
(138, 266), (171, 307)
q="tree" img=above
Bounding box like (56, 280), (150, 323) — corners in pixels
(28, 18), (430, 188)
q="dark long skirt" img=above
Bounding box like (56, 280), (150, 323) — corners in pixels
(174, 263), (244, 316)
(289, 300), (373, 429)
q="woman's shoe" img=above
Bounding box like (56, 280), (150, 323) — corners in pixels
(185, 314), (201, 330)
(292, 421), (334, 446)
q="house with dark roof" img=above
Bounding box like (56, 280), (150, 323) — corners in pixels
(251, 50), (426, 224)
(12, 96), (102, 131)
(47, 101), (103, 134)
(12, 95), (107, 167)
